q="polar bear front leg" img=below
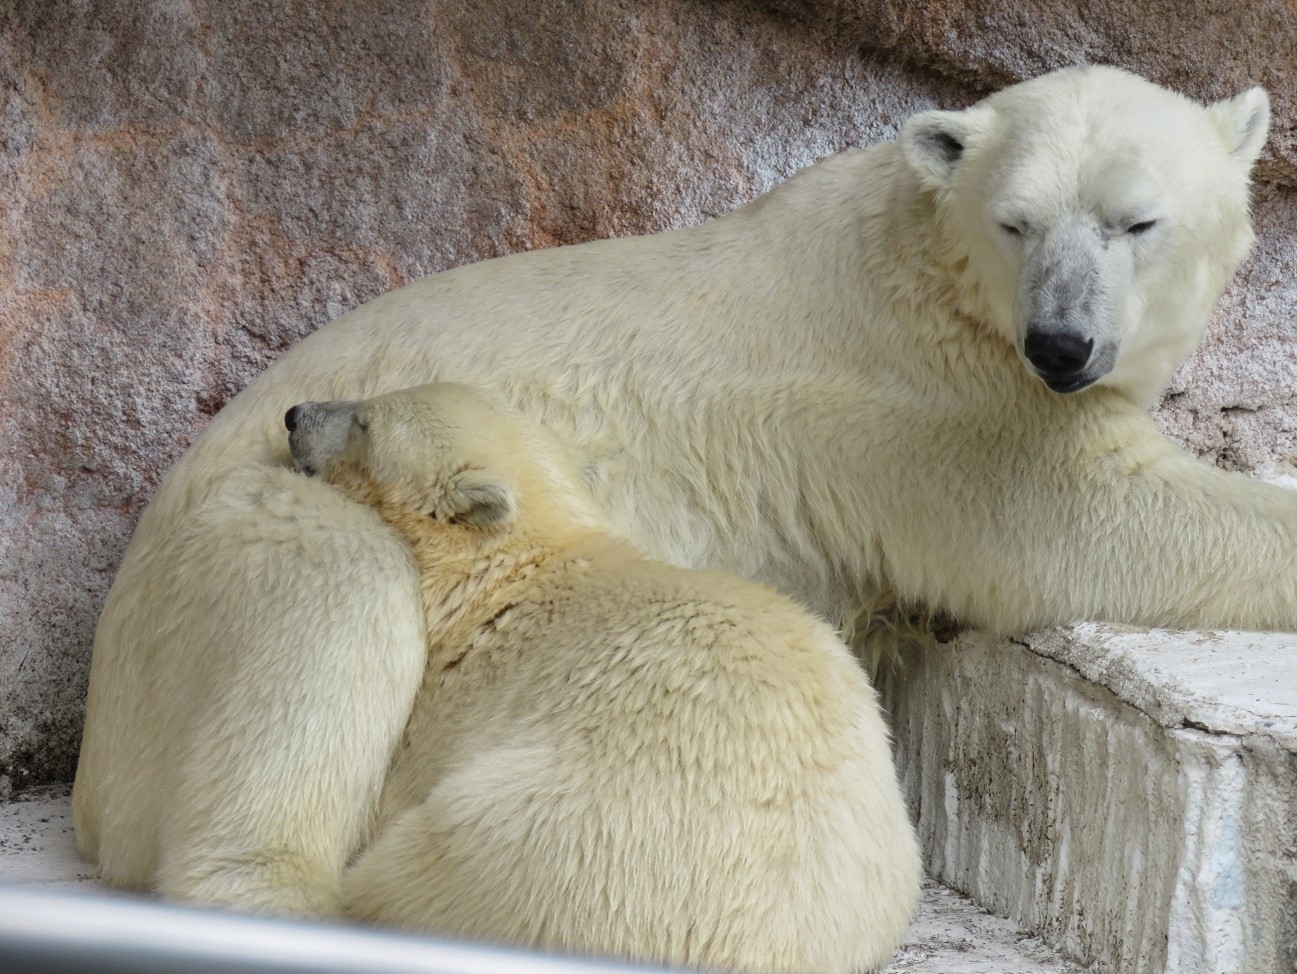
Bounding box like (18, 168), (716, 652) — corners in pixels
(1052, 450), (1297, 631)
(149, 466), (427, 916)
(892, 415), (1297, 634)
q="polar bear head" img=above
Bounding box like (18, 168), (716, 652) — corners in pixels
(285, 383), (608, 547)
(900, 65), (1269, 405)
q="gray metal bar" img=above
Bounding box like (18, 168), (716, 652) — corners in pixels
(0, 887), (676, 974)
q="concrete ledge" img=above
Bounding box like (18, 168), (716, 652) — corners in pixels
(880, 625), (1297, 974)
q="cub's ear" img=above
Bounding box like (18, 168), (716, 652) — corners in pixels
(443, 476), (515, 532)
(900, 106), (993, 190)
(1208, 86), (1270, 167)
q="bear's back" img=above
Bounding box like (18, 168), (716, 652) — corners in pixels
(360, 536), (917, 973)
(382, 538), (877, 821)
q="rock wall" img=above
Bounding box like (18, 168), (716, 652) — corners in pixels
(1, 0), (1294, 796)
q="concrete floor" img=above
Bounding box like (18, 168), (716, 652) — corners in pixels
(0, 784), (1081, 974)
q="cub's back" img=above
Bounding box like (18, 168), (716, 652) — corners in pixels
(357, 537), (920, 973)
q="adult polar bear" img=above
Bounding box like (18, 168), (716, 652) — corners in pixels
(76, 66), (1290, 918)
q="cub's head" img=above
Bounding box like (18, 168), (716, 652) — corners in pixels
(900, 65), (1269, 405)
(285, 383), (607, 547)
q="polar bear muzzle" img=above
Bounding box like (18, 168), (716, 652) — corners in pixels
(286, 400), (362, 476)
(1015, 219), (1124, 394)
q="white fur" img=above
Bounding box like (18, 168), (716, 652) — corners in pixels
(286, 383), (921, 972)
(75, 67), (1293, 921)
(901, 67), (1268, 400)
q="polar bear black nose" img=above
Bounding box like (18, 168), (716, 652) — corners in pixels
(285, 405), (302, 432)
(1024, 331), (1094, 378)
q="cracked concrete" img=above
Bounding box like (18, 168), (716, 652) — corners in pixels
(1026, 625), (1297, 749)
(880, 627), (1297, 973)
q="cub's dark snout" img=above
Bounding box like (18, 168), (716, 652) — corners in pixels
(1024, 330), (1094, 391)
(285, 399), (359, 477)
(285, 402), (318, 476)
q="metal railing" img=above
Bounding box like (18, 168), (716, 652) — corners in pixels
(0, 887), (674, 974)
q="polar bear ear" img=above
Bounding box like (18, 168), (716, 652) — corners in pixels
(1208, 87), (1270, 167)
(443, 478), (515, 532)
(900, 107), (992, 190)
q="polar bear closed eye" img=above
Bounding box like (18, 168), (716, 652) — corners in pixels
(284, 384), (603, 535)
(76, 67), (1296, 929)
(286, 382), (920, 974)
(901, 69), (1268, 400)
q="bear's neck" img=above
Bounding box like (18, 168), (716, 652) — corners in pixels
(406, 530), (607, 659)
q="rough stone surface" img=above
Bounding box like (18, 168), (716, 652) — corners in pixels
(0, 0), (1295, 933)
(767, 0), (1297, 184)
(879, 627), (1297, 974)
(0, 0), (975, 792)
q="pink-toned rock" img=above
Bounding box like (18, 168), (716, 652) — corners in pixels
(199, 2), (453, 144)
(768, 0), (1297, 182)
(1157, 191), (1297, 470)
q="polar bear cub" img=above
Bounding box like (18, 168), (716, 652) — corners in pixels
(285, 382), (921, 973)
